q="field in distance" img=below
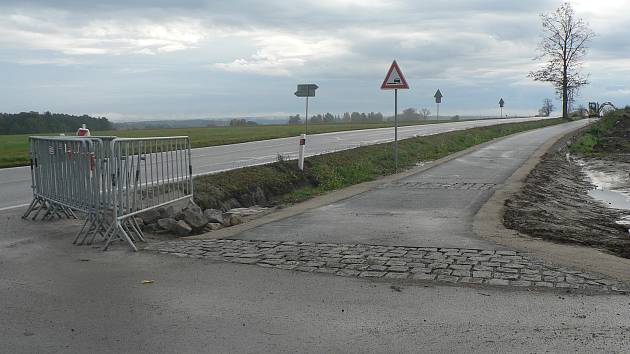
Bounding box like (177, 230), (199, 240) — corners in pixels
(0, 119), (459, 169)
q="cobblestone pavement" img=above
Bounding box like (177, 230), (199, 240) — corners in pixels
(144, 239), (629, 294)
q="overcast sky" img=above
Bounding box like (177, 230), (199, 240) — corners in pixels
(0, 0), (628, 121)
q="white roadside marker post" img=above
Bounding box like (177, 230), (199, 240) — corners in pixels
(294, 84), (318, 171)
(298, 134), (306, 170)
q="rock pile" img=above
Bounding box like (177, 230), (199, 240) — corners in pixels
(137, 202), (268, 237)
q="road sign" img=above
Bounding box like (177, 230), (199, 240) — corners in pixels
(434, 89), (443, 120)
(381, 60), (409, 173)
(295, 84), (318, 97)
(380, 60), (409, 90)
(499, 98), (505, 108)
(434, 89), (443, 103)
(295, 84), (318, 169)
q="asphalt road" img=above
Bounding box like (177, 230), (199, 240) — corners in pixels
(0, 117), (548, 211)
(2, 207), (629, 353)
(234, 119), (592, 249)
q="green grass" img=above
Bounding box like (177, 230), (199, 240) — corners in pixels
(0, 119), (462, 168)
(568, 108), (630, 156)
(569, 133), (598, 154)
(194, 117), (565, 210)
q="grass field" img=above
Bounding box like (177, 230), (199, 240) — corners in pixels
(0, 119), (461, 168)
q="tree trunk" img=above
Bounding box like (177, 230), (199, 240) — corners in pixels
(562, 67), (569, 120)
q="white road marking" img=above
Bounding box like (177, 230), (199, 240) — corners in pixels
(0, 203), (29, 212)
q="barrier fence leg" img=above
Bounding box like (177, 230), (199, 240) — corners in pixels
(88, 215), (108, 245)
(73, 217), (92, 245)
(129, 218), (146, 243)
(103, 221), (138, 252)
(31, 200), (47, 220)
(22, 198), (39, 219)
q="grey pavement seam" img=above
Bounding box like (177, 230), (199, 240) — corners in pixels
(143, 239), (629, 294)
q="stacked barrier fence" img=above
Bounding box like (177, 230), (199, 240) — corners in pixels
(23, 135), (193, 251)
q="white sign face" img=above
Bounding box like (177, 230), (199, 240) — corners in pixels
(385, 70), (402, 86)
(381, 60), (409, 90)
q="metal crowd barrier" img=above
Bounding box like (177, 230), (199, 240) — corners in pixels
(22, 135), (193, 251)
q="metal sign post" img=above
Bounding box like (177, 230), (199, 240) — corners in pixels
(499, 98), (505, 118)
(294, 84), (318, 170)
(380, 60), (409, 173)
(395, 89), (398, 170)
(434, 89), (443, 120)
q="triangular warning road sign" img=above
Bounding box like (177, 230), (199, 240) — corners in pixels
(381, 60), (409, 90)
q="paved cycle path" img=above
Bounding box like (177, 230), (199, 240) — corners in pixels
(232, 120), (592, 249)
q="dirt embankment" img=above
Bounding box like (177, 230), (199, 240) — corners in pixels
(504, 118), (630, 259)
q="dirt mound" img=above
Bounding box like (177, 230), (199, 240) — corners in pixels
(504, 133), (630, 259)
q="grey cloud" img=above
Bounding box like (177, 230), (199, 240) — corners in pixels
(0, 0), (627, 119)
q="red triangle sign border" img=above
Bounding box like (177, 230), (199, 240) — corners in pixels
(381, 60), (409, 90)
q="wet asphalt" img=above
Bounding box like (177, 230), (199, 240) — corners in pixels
(233, 120), (592, 249)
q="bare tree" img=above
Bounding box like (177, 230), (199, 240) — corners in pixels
(420, 108), (431, 120)
(538, 98), (554, 117)
(529, 2), (594, 119)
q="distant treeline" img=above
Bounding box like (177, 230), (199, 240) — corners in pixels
(288, 108), (439, 124)
(289, 112), (386, 124)
(0, 111), (113, 135)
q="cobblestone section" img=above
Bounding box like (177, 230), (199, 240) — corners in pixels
(383, 181), (496, 191)
(144, 240), (629, 293)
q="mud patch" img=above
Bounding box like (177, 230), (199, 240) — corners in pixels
(503, 136), (630, 259)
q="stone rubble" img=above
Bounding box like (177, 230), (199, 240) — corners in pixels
(139, 204), (269, 237)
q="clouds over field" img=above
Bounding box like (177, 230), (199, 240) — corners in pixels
(0, 0), (627, 119)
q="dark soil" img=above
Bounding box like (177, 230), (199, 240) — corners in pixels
(504, 130), (630, 259)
